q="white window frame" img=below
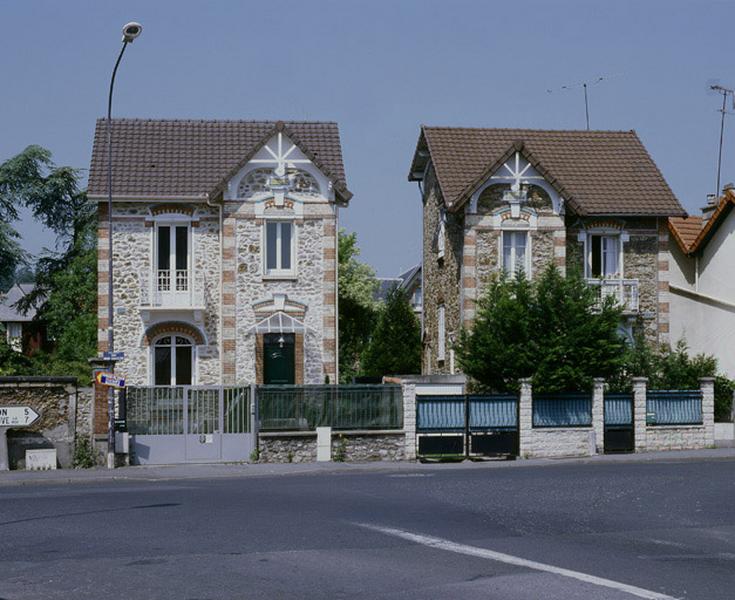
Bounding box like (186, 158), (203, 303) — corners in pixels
(437, 218), (446, 261)
(153, 222), (192, 292)
(584, 232), (624, 279)
(437, 304), (446, 362)
(150, 333), (196, 386)
(500, 230), (531, 277)
(6, 322), (22, 340)
(263, 220), (297, 278)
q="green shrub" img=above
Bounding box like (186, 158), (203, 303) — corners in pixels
(73, 437), (96, 469)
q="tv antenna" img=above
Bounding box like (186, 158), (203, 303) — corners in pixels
(708, 81), (735, 196)
(547, 75), (618, 130)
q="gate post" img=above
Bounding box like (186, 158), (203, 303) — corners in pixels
(518, 378), (533, 458)
(632, 377), (648, 453)
(700, 377), (715, 448)
(402, 383), (417, 461)
(592, 378), (605, 454)
(250, 383), (259, 457)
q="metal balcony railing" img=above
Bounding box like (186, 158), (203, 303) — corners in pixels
(586, 278), (639, 312)
(140, 269), (205, 308)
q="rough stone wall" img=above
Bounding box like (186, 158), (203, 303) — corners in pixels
(235, 217), (328, 385)
(475, 230), (500, 288)
(258, 431), (405, 463)
(421, 165), (462, 374)
(0, 378), (92, 468)
(100, 202), (221, 386)
(530, 230), (555, 277)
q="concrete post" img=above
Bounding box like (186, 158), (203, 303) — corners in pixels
(402, 383), (417, 461)
(0, 427), (9, 471)
(592, 378), (605, 454)
(518, 378), (533, 458)
(632, 377), (648, 453)
(700, 377), (716, 447)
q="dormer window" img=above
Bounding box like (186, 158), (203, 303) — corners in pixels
(588, 234), (620, 278)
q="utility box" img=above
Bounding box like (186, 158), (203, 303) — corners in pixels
(316, 427), (331, 462)
(25, 449), (57, 471)
(115, 431), (129, 454)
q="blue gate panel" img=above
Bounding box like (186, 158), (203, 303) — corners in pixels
(416, 396), (464, 431)
(604, 394), (633, 426)
(469, 396), (517, 430)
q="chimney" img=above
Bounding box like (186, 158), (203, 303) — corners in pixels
(701, 184), (731, 223)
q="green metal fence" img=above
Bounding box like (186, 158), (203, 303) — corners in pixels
(258, 384), (403, 431)
(533, 392), (593, 428)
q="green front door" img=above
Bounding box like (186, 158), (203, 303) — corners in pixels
(263, 333), (295, 384)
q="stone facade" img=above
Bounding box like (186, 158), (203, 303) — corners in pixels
(0, 378), (93, 468)
(258, 431), (406, 463)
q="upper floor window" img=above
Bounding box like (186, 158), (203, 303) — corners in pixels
(156, 224), (190, 292)
(265, 221), (295, 276)
(588, 234), (620, 278)
(153, 335), (193, 386)
(502, 231), (529, 276)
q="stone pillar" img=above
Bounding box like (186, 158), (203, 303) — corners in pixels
(402, 383), (417, 461)
(592, 378), (605, 454)
(700, 377), (715, 448)
(518, 378), (533, 458)
(633, 377), (648, 453)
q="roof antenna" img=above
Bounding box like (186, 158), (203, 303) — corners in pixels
(547, 75), (618, 130)
(707, 80), (735, 196)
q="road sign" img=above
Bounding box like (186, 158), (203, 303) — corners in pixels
(100, 351), (125, 361)
(0, 406), (41, 427)
(96, 372), (126, 389)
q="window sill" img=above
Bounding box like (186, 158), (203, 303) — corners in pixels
(262, 274), (298, 281)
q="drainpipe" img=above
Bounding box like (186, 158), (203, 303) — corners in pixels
(695, 255), (700, 292)
(334, 204), (340, 384)
(205, 193), (225, 385)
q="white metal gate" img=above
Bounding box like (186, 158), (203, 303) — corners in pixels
(126, 386), (254, 464)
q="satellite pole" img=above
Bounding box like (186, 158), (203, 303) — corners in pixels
(547, 75), (616, 130)
(710, 84), (735, 196)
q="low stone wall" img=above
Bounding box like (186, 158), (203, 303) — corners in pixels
(0, 377), (94, 469)
(522, 428), (596, 459)
(644, 425), (709, 451)
(258, 430), (405, 463)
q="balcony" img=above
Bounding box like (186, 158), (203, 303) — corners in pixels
(586, 278), (639, 313)
(139, 269), (205, 324)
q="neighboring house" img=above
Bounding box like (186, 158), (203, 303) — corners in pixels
(87, 119), (351, 386)
(0, 283), (44, 355)
(409, 127), (685, 375)
(668, 186), (735, 377)
(375, 264), (423, 317)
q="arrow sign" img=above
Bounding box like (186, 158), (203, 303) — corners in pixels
(0, 406), (41, 427)
(96, 372), (126, 389)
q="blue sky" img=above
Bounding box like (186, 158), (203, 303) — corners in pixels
(1, 0), (732, 276)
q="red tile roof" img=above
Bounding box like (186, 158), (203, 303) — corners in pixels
(669, 190), (735, 254)
(409, 127), (685, 217)
(88, 119), (351, 202)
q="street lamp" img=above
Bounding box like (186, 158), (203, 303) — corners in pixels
(106, 21), (142, 469)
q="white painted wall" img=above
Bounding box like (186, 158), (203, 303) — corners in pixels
(670, 210), (735, 378)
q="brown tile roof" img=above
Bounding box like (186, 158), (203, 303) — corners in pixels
(88, 119), (351, 202)
(409, 127), (685, 217)
(669, 190), (735, 254)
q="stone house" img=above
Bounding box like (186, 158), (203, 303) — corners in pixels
(669, 187), (735, 377)
(0, 284), (46, 355)
(408, 127), (686, 374)
(87, 119), (351, 386)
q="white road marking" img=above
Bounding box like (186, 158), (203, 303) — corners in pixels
(355, 522), (679, 600)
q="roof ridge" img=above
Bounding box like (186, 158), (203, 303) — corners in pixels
(95, 117), (338, 125)
(421, 125), (637, 134)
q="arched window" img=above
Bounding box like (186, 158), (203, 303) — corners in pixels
(153, 335), (193, 386)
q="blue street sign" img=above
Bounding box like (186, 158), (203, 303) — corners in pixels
(101, 351), (125, 360)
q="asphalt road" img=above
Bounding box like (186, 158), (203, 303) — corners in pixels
(1, 458), (734, 599)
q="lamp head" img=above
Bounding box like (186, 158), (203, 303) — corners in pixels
(122, 22), (143, 43)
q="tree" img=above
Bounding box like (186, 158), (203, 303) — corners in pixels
(361, 286), (421, 378)
(0, 146), (96, 380)
(455, 265), (626, 393)
(338, 229), (379, 383)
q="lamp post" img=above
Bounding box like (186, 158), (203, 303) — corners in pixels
(106, 21), (142, 469)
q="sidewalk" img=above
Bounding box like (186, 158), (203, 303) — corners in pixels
(1, 447), (734, 487)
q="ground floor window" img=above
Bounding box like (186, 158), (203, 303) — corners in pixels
(153, 335), (193, 385)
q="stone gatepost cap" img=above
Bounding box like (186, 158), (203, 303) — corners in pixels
(699, 377), (716, 383)
(518, 377), (533, 384)
(593, 377), (606, 383)
(631, 376), (649, 383)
